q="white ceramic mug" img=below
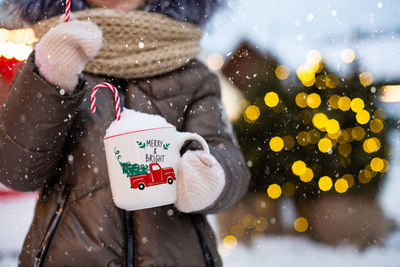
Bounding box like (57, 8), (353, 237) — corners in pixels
(104, 124), (209, 210)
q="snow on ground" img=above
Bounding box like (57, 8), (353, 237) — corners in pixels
(1, 130), (400, 266)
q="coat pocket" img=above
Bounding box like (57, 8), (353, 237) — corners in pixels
(33, 185), (71, 267)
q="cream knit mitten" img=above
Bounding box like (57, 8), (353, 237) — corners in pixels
(175, 150), (225, 213)
(35, 20), (103, 93)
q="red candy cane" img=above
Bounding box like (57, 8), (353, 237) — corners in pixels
(91, 83), (121, 121)
(64, 0), (71, 22)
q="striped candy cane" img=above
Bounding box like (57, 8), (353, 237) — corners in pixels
(91, 83), (121, 121)
(64, 0), (71, 22)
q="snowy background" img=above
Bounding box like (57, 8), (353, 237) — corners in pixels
(1, 0), (400, 266)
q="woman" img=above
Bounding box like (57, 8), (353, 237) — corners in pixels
(0, 0), (250, 266)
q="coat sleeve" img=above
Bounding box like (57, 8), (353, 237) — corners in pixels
(182, 70), (251, 214)
(0, 54), (86, 191)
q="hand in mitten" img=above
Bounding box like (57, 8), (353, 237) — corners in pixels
(175, 150), (225, 213)
(35, 20), (102, 93)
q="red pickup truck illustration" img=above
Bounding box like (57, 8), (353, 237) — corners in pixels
(130, 163), (176, 190)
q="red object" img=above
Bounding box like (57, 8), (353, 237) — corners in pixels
(0, 56), (24, 83)
(130, 163), (176, 190)
(91, 82), (121, 121)
(65, 0), (71, 22)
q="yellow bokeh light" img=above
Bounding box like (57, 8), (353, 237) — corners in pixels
(244, 105), (260, 122)
(318, 138), (332, 153)
(223, 235), (238, 250)
(370, 119), (384, 133)
(350, 98), (365, 113)
(306, 93), (321, 108)
(264, 92), (279, 107)
(282, 182), (296, 196)
(292, 160), (307, 176)
(363, 138), (380, 153)
(270, 136), (284, 152)
(325, 74), (339, 89)
(315, 75), (327, 90)
(381, 159), (390, 173)
(342, 174), (355, 187)
(275, 65), (290, 80)
(328, 130), (341, 140)
(338, 96), (351, 111)
(312, 113), (328, 130)
(230, 224), (245, 238)
(359, 72), (374, 87)
(299, 168), (314, 182)
(325, 119), (340, 134)
(356, 110), (370, 124)
(302, 77), (316, 87)
(297, 131), (310, 146)
(308, 129), (320, 144)
(341, 48), (355, 63)
(338, 142), (352, 156)
(242, 214), (256, 229)
(255, 217), (268, 231)
(267, 184), (282, 199)
(294, 217), (309, 232)
(329, 94), (340, 109)
(373, 108), (387, 120)
(358, 170), (371, 184)
(297, 64), (315, 83)
(295, 92), (308, 108)
(371, 157), (384, 172)
(318, 176), (333, 191)
(334, 178), (349, 193)
(283, 135), (296, 150)
(351, 126), (365, 141)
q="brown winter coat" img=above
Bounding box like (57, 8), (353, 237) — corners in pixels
(0, 54), (250, 267)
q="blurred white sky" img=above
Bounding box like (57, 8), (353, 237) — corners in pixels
(202, 0), (400, 82)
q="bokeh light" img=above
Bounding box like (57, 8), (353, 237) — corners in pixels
(295, 92), (308, 108)
(340, 48), (355, 63)
(371, 157), (384, 172)
(325, 119), (340, 134)
(342, 174), (355, 187)
(223, 235), (238, 250)
(325, 74), (339, 88)
(356, 110), (370, 124)
(283, 135), (296, 150)
(359, 72), (374, 86)
(318, 176), (333, 191)
(265, 92), (280, 107)
(275, 65), (290, 80)
(338, 96), (351, 111)
(370, 119), (384, 133)
(312, 113), (328, 130)
(244, 105), (260, 122)
(306, 93), (321, 108)
(270, 136), (284, 152)
(299, 168), (314, 182)
(294, 217), (309, 232)
(351, 126), (365, 141)
(329, 94), (340, 109)
(334, 178), (349, 193)
(318, 138), (332, 153)
(267, 184), (282, 199)
(350, 98), (365, 113)
(292, 160), (307, 176)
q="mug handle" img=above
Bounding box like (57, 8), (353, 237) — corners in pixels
(177, 132), (210, 154)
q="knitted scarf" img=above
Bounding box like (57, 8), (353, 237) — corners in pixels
(32, 8), (203, 79)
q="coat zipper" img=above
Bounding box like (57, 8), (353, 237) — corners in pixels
(190, 214), (214, 267)
(123, 210), (135, 267)
(33, 185), (71, 267)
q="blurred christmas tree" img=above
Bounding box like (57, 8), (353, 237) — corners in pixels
(229, 45), (391, 201)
